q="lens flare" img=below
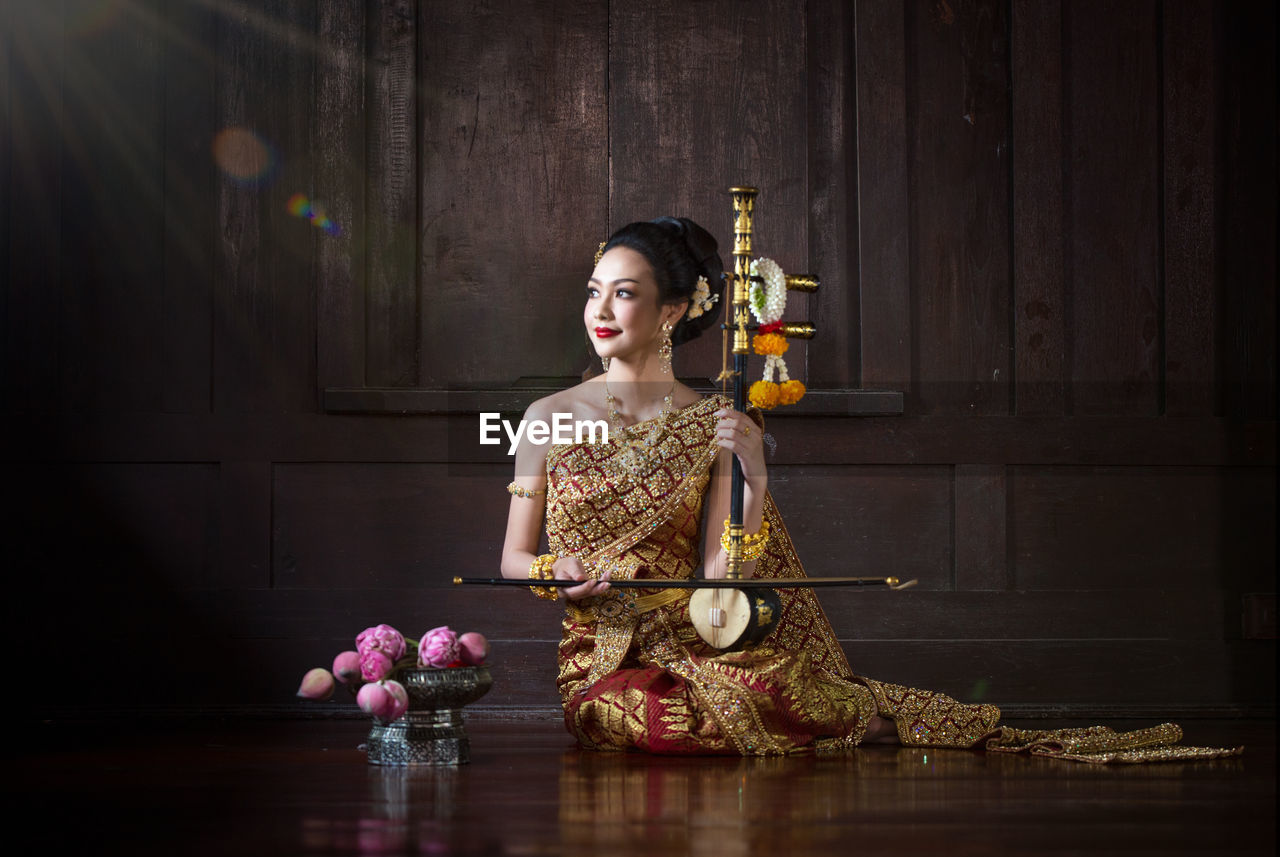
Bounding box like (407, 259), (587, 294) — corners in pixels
(287, 193), (342, 237)
(212, 127), (277, 184)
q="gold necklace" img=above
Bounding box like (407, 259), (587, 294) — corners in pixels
(604, 380), (675, 478)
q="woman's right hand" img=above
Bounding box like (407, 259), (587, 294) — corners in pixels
(555, 557), (612, 601)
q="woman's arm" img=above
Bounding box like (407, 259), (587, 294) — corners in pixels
(701, 406), (768, 579)
(499, 397), (611, 600)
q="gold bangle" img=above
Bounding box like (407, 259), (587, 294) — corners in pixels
(528, 554), (559, 600)
(508, 481), (545, 499)
(721, 518), (771, 561)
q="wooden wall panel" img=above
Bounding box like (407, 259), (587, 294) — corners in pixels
(214, 0), (317, 413)
(161, 0), (217, 414)
(365, 0), (417, 388)
(1162, 0), (1221, 418)
(854, 0), (911, 393)
(59, 0), (165, 413)
(609, 0), (809, 382)
(417, 0), (609, 388)
(4, 3), (64, 412)
(1011, 466), (1274, 590)
(272, 463), (509, 589)
(1010, 0), (1066, 417)
(906, 0), (1011, 415)
(768, 465), (952, 590)
(315, 0), (367, 393)
(1063, 0), (1161, 416)
(1222, 0), (1277, 421)
(954, 464), (1007, 590)
(806, 0), (859, 389)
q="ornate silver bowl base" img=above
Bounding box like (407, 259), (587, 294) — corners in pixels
(366, 666), (492, 766)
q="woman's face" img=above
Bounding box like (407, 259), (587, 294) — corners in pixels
(585, 246), (683, 363)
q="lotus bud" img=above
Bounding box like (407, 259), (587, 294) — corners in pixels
(457, 632), (490, 666)
(357, 679), (409, 721)
(296, 668), (335, 701)
(384, 679), (409, 720)
(359, 650), (394, 682)
(355, 624), (407, 660)
(332, 650), (361, 684)
(418, 625), (460, 668)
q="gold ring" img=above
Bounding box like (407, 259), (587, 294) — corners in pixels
(743, 426), (751, 436)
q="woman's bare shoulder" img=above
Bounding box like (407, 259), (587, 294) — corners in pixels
(525, 379), (606, 422)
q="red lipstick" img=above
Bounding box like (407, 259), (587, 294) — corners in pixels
(594, 328), (620, 338)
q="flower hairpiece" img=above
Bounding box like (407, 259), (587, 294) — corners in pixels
(684, 275), (719, 319)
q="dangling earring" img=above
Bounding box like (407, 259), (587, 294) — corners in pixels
(659, 322), (673, 375)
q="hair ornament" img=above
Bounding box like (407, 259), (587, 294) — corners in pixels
(594, 241), (606, 265)
(684, 275), (719, 320)
(746, 258), (805, 409)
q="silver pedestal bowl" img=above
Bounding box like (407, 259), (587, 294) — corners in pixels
(365, 666), (493, 766)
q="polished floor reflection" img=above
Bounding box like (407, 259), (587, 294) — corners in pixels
(11, 717), (1274, 856)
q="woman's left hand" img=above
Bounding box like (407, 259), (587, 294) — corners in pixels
(713, 407), (767, 486)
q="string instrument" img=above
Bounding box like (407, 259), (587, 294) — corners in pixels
(453, 576), (918, 650)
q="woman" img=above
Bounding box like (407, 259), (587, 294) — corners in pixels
(500, 217), (1239, 761)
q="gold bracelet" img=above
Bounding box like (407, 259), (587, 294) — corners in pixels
(508, 481), (545, 499)
(528, 553), (559, 600)
(721, 518), (771, 562)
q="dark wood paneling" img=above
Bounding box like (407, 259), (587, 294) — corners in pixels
(315, 0), (367, 393)
(1010, 0), (1066, 417)
(5, 4), (65, 412)
(854, 0), (911, 392)
(271, 463), (508, 589)
(610, 0), (809, 381)
(220, 461), (272, 589)
(417, 0), (608, 387)
(907, 0), (1011, 415)
(1064, 0), (1161, 416)
(768, 465), (952, 590)
(1162, 0), (1221, 418)
(840, 640), (1272, 707)
(161, 0), (216, 414)
(1011, 465), (1275, 590)
(954, 464), (1007, 590)
(0, 6), (10, 383)
(365, 0), (417, 387)
(806, 0), (859, 389)
(1222, 0), (1277, 421)
(214, 0), (318, 413)
(60, 0), (166, 413)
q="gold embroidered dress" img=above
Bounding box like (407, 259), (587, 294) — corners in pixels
(544, 394), (1241, 762)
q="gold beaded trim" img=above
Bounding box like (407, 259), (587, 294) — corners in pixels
(720, 518), (771, 562)
(507, 481), (545, 499)
(528, 553), (559, 600)
(594, 241), (606, 265)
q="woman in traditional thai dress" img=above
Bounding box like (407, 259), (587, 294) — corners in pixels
(499, 217), (1239, 762)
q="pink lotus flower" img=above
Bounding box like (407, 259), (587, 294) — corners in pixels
(357, 679), (409, 721)
(419, 626), (460, 668)
(332, 650), (361, 684)
(359, 650), (394, 682)
(457, 632), (490, 666)
(356, 624), (406, 661)
(296, 668), (335, 700)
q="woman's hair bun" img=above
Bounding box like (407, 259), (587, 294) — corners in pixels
(602, 216), (726, 346)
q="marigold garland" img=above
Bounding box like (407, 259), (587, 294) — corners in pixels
(753, 333), (788, 356)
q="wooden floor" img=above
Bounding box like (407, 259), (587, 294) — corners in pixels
(11, 716), (1274, 856)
